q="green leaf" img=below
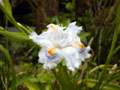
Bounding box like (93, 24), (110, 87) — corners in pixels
(101, 71), (120, 89)
(95, 1), (120, 89)
(17, 23), (31, 34)
(79, 32), (91, 39)
(52, 67), (75, 90)
(24, 80), (40, 90)
(3, 0), (12, 16)
(16, 74), (33, 87)
(0, 30), (30, 42)
(0, 1), (27, 33)
(88, 37), (94, 46)
(85, 79), (120, 90)
(0, 44), (16, 90)
(88, 64), (105, 75)
(113, 45), (120, 55)
(66, 0), (75, 11)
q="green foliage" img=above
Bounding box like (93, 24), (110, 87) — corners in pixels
(0, 0), (120, 90)
(0, 28), (30, 41)
(66, 0), (75, 11)
(95, 1), (120, 89)
(3, 0), (12, 16)
(24, 80), (40, 90)
(0, 44), (16, 90)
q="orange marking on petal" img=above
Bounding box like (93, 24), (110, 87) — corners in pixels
(50, 25), (56, 30)
(47, 46), (56, 55)
(76, 42), (85, 49)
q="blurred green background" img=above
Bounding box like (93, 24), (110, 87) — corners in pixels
(0, 0), (120, 90)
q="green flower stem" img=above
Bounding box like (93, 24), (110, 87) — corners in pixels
(52, 66), (75, 90)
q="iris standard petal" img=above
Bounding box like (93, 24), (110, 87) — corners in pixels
(65, 22), (82, 36)
(47, 24), (57, 31)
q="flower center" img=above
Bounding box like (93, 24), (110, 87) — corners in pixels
(76, 42), (85, 49)
(50, 25), (56, 30)
(47, 46), (56, 55)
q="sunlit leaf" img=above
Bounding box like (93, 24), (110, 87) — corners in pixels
(24, 80), (40, 90)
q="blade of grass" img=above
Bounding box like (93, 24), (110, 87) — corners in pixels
(112, 45), (120, 55)
(95, 0), (120, 89)
(101, 70), (120, 89)
(85, 79), (120, 90)
(0, 45), (16, 90)
(98, 29), (103, 64)
(88, 64), (105, 75)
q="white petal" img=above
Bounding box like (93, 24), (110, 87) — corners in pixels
(29, 32), (40, 44)
(79, 46), (91, 61)
(47, 24), (65, 31)
(47, 25), (66, 47)
(63, 22), (82, 46)
(29, 32), (52, 47)
(38, 48), (62, 69)
(65, 21), (82, 36)
(29, 22), (91, 71)
(47, 24), (56, 29)
(62, 47), (81, 71)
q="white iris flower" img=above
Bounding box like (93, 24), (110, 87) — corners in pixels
(29, 22), (91, 71)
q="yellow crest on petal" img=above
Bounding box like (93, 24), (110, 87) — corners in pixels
(47, 46), (56, 55)
(76, 42), (85, 49)
(50, 25), (56, 31)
